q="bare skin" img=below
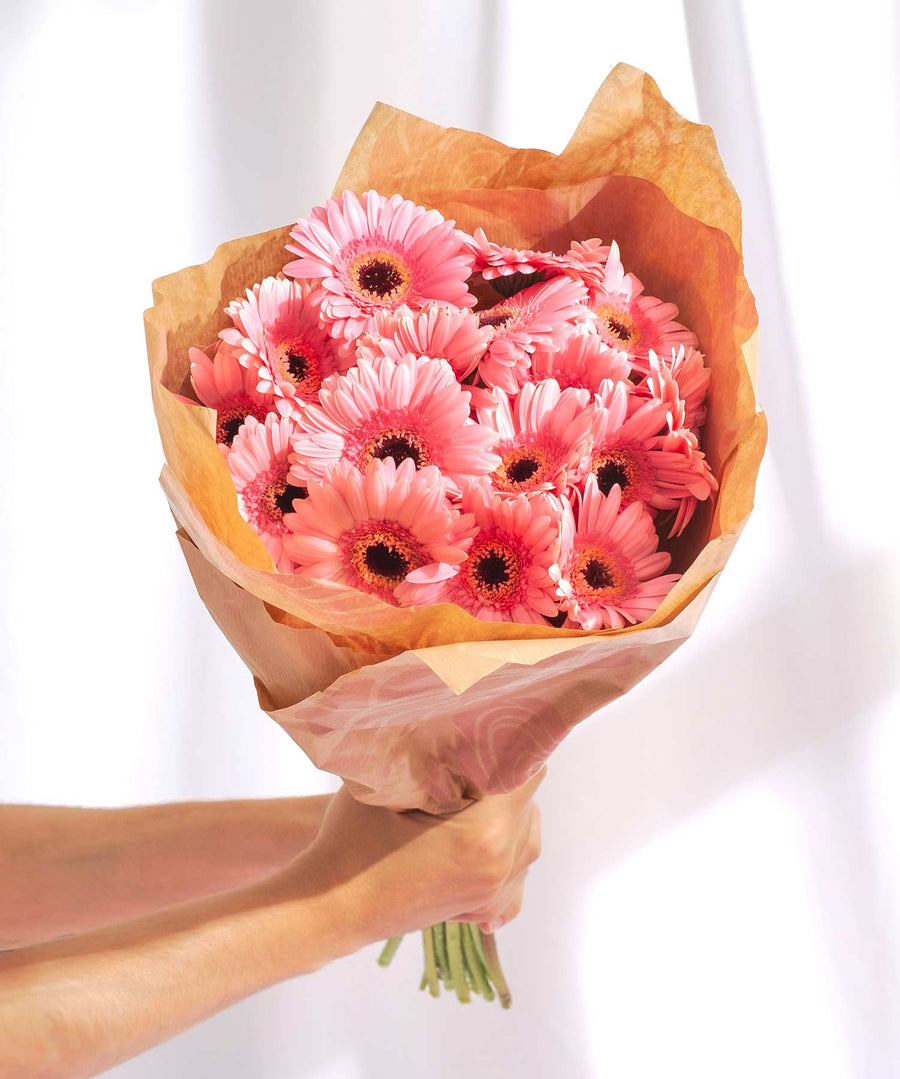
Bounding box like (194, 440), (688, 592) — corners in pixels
(0, 773), (543, 1079)
(0, 796), (333, 948)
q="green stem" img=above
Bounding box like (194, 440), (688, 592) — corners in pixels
(377, 936), (404, 967)
(433, 921), (451, 987)
(445, 922), (470, 1003)
(461, 923), (494, 1000)
(479, 931), (512, 1009)
(422, 927), (440, 997)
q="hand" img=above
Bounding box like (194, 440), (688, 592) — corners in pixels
(276, 769), (545, 953)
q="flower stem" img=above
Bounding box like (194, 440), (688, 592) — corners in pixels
(462, 923), (494, 1001)
(445, 922), (470, 1003)
(377, 936), (404, 967)
(479, 931), (512, 1009)
(422, 927), (440, 997)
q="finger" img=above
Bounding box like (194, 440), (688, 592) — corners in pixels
(471, 867), (529, 933)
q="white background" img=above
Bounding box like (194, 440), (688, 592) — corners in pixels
(2, 1), (899, 1076)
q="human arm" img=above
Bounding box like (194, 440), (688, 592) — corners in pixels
(0, 796), (332, 948)
(0, 772), (543, 1079)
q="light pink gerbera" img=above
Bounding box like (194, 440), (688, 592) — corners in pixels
(189, 342), (275, 452)
(528, 332), (632, 392)
(478, 379), (595, 497)
(288, 354), (499, 493)
(565, 237), (611, 284)
(586, 242), (698, 374)
(585, 380), (717, 536)
(355, 303), (489, 381)
(634, 346), (711, 431)
(553, 479), (680, 630)
(282, 458), (474, 605)
(283, 190), (475, 340)
(464, 227), (605, 287)
(396, 483), (561, 624)
(219, 276), (346, 403)
(227, 413), (307, 572)
(476, 275), (589, 393)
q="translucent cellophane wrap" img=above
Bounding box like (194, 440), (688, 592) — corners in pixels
(146, 64), (766, 814)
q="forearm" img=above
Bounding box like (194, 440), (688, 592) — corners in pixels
(0, 858), (357, 1079)
(0, 797), (331, 947)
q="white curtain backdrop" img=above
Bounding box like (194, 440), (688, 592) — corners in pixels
(2, 1), (898, 1076)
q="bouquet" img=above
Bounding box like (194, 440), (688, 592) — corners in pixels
(145, 64), (766, 1006)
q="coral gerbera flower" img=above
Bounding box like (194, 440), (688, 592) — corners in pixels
(476, 275), (589, 393)
(355, 303), (489, 381)
(283, 190), (475, 340)
(528, 332), (632, 392)
(464, 227), (606, 288)
(478, 379), (595, 497)
(396, 483), (561, 624)
(189, 342), (275, 452)
(635, 346), (711, 431)
(227, 413), (307, 572)
(282, 458), (474, 604)
(289, 354), (499, 493)
(219, 276), (346, 403)
(585, 380), (717, 536)
(553, 479), (680, 630)
(586, 242), (698, 374)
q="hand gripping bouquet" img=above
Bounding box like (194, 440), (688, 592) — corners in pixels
(145, 65), (766, 1007)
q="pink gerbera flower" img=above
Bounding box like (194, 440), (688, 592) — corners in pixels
(634, 346), (711, 431)
(476, 275), (589, 393)
(283, 190), (475, 340)
(478, 379), (595, 497)
(585, 380), (717, 536)
(553, 479), (680, 630)
(586, 242), (698, 374)
(464, 227), (605, 287)
(189, 342), (275, 452)
(528, 332), (632, 392)
(565, 237), (611, 284)
(289, 354), (499, 493)
(355, 303), (489, 381)
(219, 276), (346, 403)
(227, 413), (307, 572)
(396, 483), (561, 624)
(282, 458), (474, 605)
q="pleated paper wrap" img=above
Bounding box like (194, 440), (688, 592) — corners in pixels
(145, 65), (766, 813)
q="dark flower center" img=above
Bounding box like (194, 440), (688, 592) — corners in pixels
(605, 316), (633, 343)
(370, 432), (424, 467)
(358, 258), (404, 298)
(473, 552), (511, 588)
(364, 542), (409, 581)
(220, 414), (245, 444)
(582, 558), (615, 590)
(286, 351), (310, 380)
(274, 483), (308, 516)
(506, 456), (540, 483)
(595, 458), (631, 495)
(478, 308), (515, 330)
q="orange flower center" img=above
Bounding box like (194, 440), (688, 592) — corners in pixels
(572, 545), (626, 596)
(262, 479), (308, 522)
(275, 338), (322, 394)
(596, 304), (640, 347)
(592, 448), (640, 501)
(462, 539), (521, 604)
(495, 444), (552, 492)
(349, 251), (411, 304)
(349, 524), (421, 592)
(363, 428), (429, 469)
(215, 397), (268, 445)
